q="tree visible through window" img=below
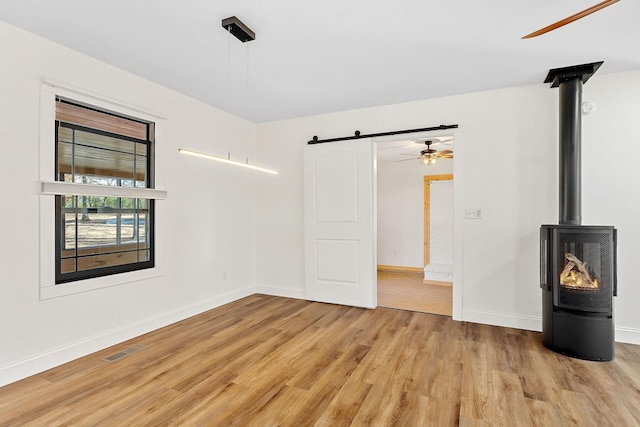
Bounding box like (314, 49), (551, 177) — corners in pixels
(55, 98), (155, 284)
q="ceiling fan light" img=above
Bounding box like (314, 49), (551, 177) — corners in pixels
(420, 154), (436, 165)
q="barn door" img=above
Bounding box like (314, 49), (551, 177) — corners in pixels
(303, 138), (376, 308)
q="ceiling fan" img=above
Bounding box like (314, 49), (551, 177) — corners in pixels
(522, 0), (620, 39)
(397, 140), (453, 165)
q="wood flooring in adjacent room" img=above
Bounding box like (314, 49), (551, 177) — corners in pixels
(1, 294), (639, 426)
(377, 271), (452, 316)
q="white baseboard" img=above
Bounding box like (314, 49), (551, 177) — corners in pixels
(615, 326), (640, 345)
(462, 309), (640, 346)
(462, 309), (542, 332)
(255, 283), (306, 300)
(0, 287), (254, 387)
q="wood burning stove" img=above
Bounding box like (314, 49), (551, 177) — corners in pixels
(540, 62), (618, 361)
(541, 225), (617, 360)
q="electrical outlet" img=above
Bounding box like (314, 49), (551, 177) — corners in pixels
(465, 208), (482, 219)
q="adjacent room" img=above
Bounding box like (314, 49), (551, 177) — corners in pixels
(1, 1), (639, 425)
(376, 135), (454, 315)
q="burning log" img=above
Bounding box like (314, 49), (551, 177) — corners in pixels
(560, 253), (599, 289)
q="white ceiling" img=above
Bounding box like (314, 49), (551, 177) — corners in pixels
(1, 1), (638, 123)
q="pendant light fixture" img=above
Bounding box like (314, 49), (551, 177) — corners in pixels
(179, 16), (278, 175)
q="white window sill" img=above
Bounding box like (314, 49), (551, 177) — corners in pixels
(40, 267), (163, 300)
(41, 181), (167, 199)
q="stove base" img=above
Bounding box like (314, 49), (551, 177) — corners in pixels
(542, 292), (614, 361)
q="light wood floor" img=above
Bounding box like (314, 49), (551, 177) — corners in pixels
(1, 294), (640, 426)
(378, 271), (452, 316)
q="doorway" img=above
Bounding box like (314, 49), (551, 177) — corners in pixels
(375, 135), (454, 315)
(423, 174), (454, 285)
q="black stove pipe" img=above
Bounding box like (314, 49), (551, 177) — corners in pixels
(545, 61), (603, 225)
(558, 78), (582, 225)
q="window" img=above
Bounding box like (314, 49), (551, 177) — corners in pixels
(54, 98), (155, 283)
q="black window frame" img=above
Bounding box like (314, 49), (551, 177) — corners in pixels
(54, 101), (155, 284)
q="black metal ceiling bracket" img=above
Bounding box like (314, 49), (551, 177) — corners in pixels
(222, 16), (255, 42)
(307, 124), (458, 144)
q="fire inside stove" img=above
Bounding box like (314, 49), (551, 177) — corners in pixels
(560, 253), (599, 291)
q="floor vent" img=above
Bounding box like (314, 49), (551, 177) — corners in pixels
(102, 344), (146, 362)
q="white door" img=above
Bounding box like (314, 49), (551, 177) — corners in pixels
(304, 138), (376, 308)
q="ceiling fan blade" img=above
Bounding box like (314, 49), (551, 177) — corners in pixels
(394, 158), (419, 162)
(440, 154), (454, 159)
(522, 0), (620, 39)
(438, 150), (453, 155)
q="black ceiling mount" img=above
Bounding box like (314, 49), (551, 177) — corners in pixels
(544, 61), (603, 88)
(221, 16), (255, 42)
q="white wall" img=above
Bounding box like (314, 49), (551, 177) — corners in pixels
(581, 71), (640, 344)
(377, 152), (452, 268)
(256, 69), (640, 344)
(0, 22), (260, 386)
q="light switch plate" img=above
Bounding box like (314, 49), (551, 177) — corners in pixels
(465, 208), (482, 219)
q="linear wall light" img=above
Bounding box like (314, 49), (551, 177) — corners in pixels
(178, 148), (278, 175)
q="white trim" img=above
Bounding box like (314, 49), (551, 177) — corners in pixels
(462, 309), (640, 346)
(255, 284), (307, 300)
(615, 326), (640, 345)
(38, 82), (166, 299)
(41, 181), (167, 199)
(371, 143), (378, 308)
(42, 78), (168, 120)
(0, 287), (254, 387)
(462, 309), (543, 332)
(450, 129), (465, 322)
(40, 264), (163, 300)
